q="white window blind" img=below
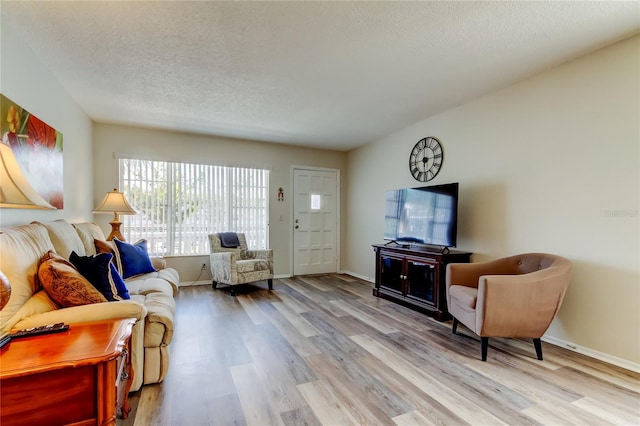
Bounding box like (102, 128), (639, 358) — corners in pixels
(119, 158), (269, 256)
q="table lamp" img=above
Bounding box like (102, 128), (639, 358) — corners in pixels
(93, 188), (136, 241)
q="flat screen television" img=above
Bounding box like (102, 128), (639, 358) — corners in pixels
(384, 182), (459, 248)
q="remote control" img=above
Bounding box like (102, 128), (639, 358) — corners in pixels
(0, 334), (11, 348)
(10, 323), (69, 339)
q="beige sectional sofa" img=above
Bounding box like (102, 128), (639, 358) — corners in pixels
(0, 219), (179, 392)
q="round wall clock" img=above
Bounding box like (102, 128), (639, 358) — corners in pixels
(409, 136), (443, 182)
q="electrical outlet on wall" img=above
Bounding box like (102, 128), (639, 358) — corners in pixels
(201, 263), (206, 271)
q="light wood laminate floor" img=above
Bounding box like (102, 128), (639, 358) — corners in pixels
(120, 274), (640, 426)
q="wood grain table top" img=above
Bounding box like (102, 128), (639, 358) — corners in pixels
(0, 318), (136, 379)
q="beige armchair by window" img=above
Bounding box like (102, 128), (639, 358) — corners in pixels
(446, 253), (572, 361)
(208, 232), (273, 296)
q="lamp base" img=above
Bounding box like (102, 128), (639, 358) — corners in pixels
(106, 220), (126, 242)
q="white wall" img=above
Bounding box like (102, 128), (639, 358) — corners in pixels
(0, 20), (93, 226)
(93, 123), (347, 282)
(345, 35), (639, 368)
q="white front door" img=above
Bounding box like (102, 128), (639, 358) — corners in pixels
(293, 168), (339, 276)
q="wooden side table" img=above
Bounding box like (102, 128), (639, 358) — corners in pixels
(0, 318), (136, 426)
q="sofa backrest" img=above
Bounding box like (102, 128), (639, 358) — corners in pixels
(72, 222), (107, 256)
(0, 222), (57, 332)
(34, 219), (87, 259)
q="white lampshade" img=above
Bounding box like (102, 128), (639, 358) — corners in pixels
(93, 188), (136, 216)
(0, 143), (56, 209)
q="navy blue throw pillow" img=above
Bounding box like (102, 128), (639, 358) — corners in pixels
(69, 251), (130, 301)
(112, 238), (156, 279)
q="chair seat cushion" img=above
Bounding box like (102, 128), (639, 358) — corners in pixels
(237, 259), (270, 274)
(449, 285), (478, 309)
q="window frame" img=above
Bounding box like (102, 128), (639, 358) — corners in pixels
(118, 157), (270, 256)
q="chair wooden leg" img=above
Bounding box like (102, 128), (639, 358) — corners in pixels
(268, 278), (273, 291)
(533, 338), (543, 360)
(481, 337), (489, 361)
(212, 281), (218, 290)
(452, 318), (459, 335)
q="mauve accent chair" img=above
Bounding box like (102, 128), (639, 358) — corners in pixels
(446, 253), (572, 361)
(208, 233), (273, 296)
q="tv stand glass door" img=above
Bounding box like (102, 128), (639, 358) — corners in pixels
(406, 259), (436, 304)
(379, 254), (404, 294)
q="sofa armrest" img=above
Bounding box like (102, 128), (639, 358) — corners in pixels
(155, 269), (180, 296)
(209, 252), (237, 284)
(142, 292), (176, 346)
(210, 252), (236, 264)
(151, 256), (167, 270)
(246, 249), (272, 260)
(10, 300), (147, 331)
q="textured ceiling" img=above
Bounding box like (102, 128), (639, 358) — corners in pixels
(1, 1), (639, 151)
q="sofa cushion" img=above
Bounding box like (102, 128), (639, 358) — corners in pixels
(125, 277), (175, 298)
(38, 251), (107, 308)
(72, 222), (106, 256)
(127, 269), (180, 297)
(112, 239), (157, 279)
(36, 219), (86, 259)
(69, 251), (130, 301)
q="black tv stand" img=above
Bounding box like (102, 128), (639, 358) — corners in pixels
(372, 244), (471, 321)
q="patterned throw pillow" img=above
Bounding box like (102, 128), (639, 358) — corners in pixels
(38, 251), (107, 308)
(69, 251), (130, 301)
(112, 238), (156, 279)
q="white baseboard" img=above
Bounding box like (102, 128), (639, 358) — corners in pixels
(179, 280), (211, 287)
(542, 335), (640, 373)
(274, 274), (292, 279)
(341, 270), (374, 283)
